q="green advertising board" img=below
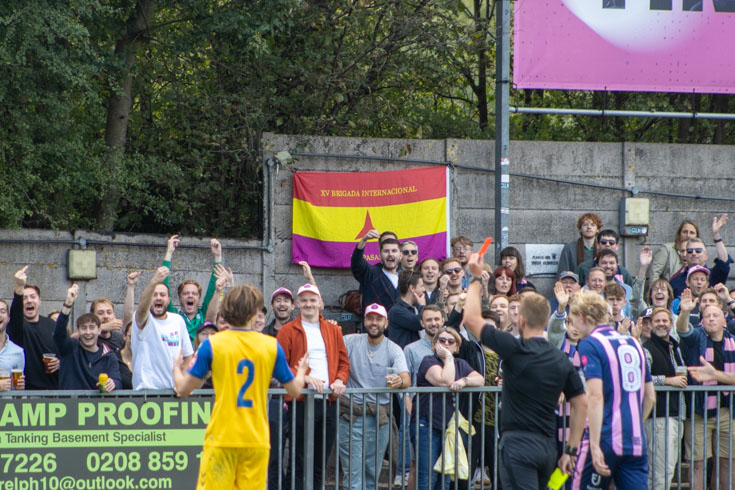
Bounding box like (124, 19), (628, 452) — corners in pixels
(0, 394), (212, 490)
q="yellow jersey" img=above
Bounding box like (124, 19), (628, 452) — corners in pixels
(188, 329), (294, 448)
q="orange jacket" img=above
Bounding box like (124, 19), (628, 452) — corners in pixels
(276, 314), (350, 402)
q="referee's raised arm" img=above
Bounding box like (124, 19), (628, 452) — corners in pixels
(464, 252), (487, 340)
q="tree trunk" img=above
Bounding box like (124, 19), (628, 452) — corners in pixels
(98, 0), (155, 231)
(475, 0), (488, 129)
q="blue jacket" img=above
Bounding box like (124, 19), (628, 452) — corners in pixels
(670, 256), (732, 298)
(387, 299), (424, 349)
(351, 246), (399, 313)
(53, 313), (122, 391)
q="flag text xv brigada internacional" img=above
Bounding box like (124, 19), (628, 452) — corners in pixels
(292, 166), (449, 268)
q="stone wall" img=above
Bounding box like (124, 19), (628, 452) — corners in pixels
(1, 135), (732, 322)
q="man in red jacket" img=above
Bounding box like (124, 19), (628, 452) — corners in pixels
(277, 283), (350, 490)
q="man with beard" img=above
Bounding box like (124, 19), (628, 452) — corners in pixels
(338, 303), (409, 490)
(162, 234), (223, 341)
(132, 266), (194, 390)
(7, 266), (59, 389)
(263, 286), (295, 489)
(263, 287), (295, 337)
(396, 305), (445, 485)
(642, 308), (686, 490)
(352, 229), (401, 313)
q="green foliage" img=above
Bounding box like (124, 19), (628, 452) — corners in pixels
(1, 0), (733, 236)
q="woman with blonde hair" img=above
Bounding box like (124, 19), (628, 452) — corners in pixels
(650, 220), (699, 282)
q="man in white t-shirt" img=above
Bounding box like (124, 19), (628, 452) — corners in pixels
(277, 284), (350, 490)
(132, 266), (193, 390)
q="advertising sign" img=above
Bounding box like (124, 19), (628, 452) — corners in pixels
(514, 1), (735, 93)
(0, 395), (211, 490)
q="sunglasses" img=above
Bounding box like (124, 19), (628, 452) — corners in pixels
(402, 250), (418, 256)
(437, 337), (457, 345)
(443, 267), (463, 275)
(687, 248), (704, 254)
(599, 239), (617, 246)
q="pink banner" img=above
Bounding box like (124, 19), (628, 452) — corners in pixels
(514, 0), (735, 93)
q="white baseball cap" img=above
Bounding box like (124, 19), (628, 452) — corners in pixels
(297, 283), (321, 298)
(364, 303), (388, 319)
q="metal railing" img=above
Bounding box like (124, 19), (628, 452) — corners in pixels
(3, 385), (735, 489)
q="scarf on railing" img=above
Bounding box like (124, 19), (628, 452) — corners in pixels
(699, 335), (735, 417)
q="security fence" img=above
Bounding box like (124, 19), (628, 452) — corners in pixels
(2, 386), (734, 489)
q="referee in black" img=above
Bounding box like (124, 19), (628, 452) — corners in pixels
(464, 252), (587, 489)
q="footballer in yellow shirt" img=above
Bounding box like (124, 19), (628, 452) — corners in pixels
(174, 284), (308, 489)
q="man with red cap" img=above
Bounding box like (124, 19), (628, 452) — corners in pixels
(277, 284), (350, 490)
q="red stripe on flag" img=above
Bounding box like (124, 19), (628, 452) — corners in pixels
(293, 166), (446, 207)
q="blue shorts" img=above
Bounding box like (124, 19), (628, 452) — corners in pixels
(572, 438), (648, 490)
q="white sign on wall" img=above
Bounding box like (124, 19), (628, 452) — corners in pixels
(525, 244), (564, 276)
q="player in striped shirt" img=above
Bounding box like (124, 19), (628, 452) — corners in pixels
(569, 290), (655, 490)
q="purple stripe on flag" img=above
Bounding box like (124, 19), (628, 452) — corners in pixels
(293, 233), (448, 269)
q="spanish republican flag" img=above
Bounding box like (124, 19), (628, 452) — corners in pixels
(292, 166), (450, 268)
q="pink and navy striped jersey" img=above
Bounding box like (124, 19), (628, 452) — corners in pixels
(579, 325), (652, 457)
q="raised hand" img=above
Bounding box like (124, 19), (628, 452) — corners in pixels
(714, 283), (730, 303)
(166, 235), (180, 255)
(14, 265), (28, 293)
(65, 284), (80, 305)
(152, 266), (170, 283)
(361, 229), (380, 242)
(712, 213), (729, 238)
(127, 271), (142, 286)
(554, 281), (570, 310)
(214, 264), (233, 289)
(639, 246), (653, 268)
(467, 252), (484, 277)
(299, 261), (316, 285)
(679, 288), (697, 313)
(617, 317), (632, 336)
(210, 238), (222, 261)
(631, 317), (642, 341)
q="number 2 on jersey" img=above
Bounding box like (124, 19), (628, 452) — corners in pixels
(236, 359), (255, 407)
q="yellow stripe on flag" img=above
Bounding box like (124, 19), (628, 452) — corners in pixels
(293, 197), (447, 242)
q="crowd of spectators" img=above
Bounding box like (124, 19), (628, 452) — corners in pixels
(1, 213), (734, 489)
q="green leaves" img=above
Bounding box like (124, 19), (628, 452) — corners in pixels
(2, 0), (734, 236)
